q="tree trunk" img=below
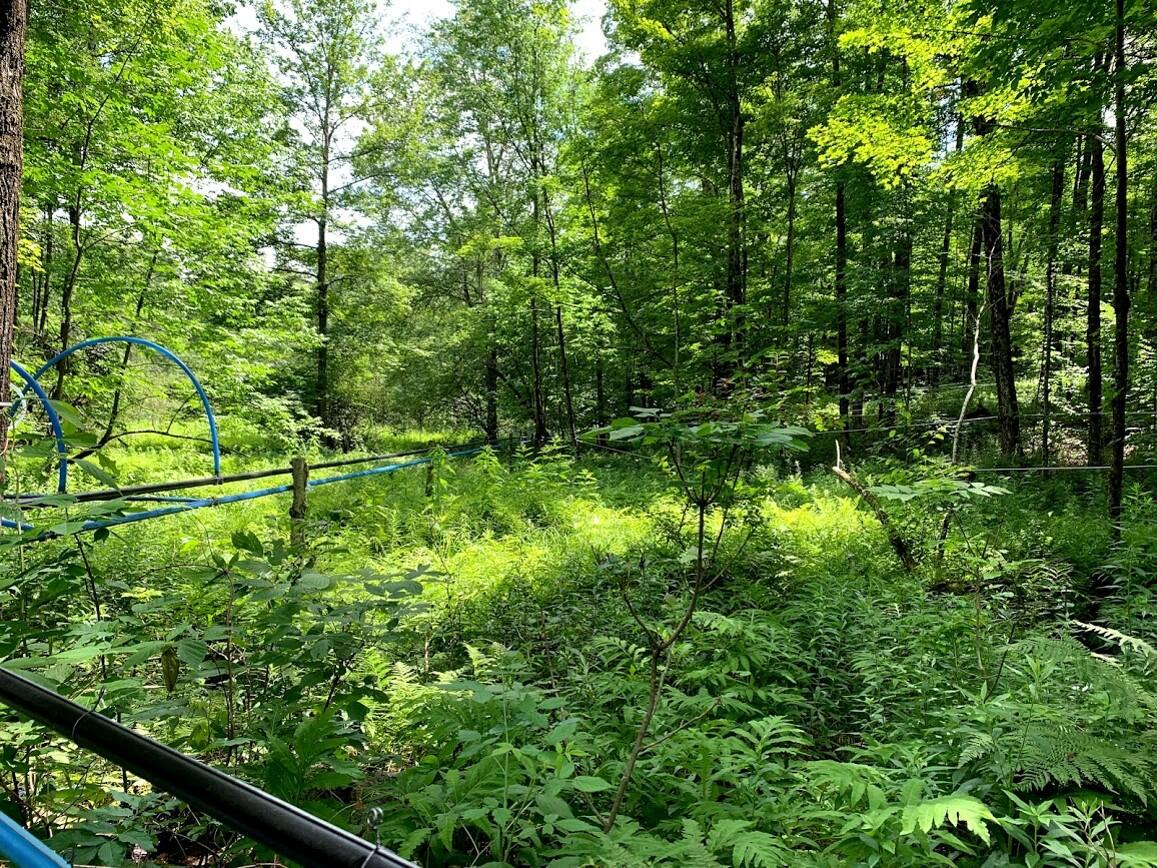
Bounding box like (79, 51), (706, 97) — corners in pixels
(28, 206), (44, 334)
(881, 265), (900, 423)
(53, 199), (82, 399)
(1108, 0), (1130, 536)
(962, 216), (982, 381)
(1148, 173), (1157, 303)
(36, 205), (49, 338)
(595, 346), (607, 447)
(1054, 132), (1088, 325)
(836, 181), (849, 428)
(530, 160), (549, 447)
(484, 341), (499, 444)
(554, 304), (577, 453)
(530, 293), (547, 447)
(852, 319), (867, 428)
(315, 131), (332, 440)
(827, 0), (849, 431)
(980, 185), (1021, 456)
(1042, 159), (1065, 470)
(883, 203), (911, 422)
(0, 0), (25, 458)
(724, 0), (746, 357)
(931, 195), (955, 385)
(964, 78), (1019, 455)
(782, 162), (797, 327)
(542, 182), (577, 454)
(655, 141), (681, 390)
(1087, 137), (1105, 464)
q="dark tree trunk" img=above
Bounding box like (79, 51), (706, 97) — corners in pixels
(1059, 133), (1091, 287)
(882, 224), (907, 424)
(554, 304), (577, 453)
(484, 342), (499, 444)
(931, 196), (954, 385)
(1109, 0), (1130, 536)
(782, 163), (797, 327)
(316, 214), (330, 426)
(530, 294), (547, 447)
(542, 183), (577, 454)
(724, 0), (746, 356)
(655, 141), (681, 388)
(827, 0), (849, 430)
(980, 185), (1021, 456)
(1148, 173), (1157, 303)
(898, 211), (913, 405)
(474, 256), (499, 445)
(53, 200), (82, 400)
(1073, 135), (1091, 219)
(836, 181), (849, 427)
(852, 319), (867, 428)
(1043, 159), (1065, 470)
(0, 0), (25, 457)
(99, 259), (154, 450)
(595, 346), (607, 448)
(1087, 137), (1105, 464)
(28, 206), (44, 333)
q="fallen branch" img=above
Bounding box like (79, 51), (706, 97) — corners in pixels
(831, 455), (918, 573)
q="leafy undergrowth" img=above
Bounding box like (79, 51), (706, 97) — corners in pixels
(2, 446), (1157, 866)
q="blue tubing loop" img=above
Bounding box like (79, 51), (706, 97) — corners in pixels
(0, 810), (69, 867)
(32, 337), (221, 483)
(9, 361), (68, 494)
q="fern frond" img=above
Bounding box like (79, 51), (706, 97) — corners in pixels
(706, 819), (754, 850)
(731, 831), (788, 867)
(1016, 725), (1152, 803)
(959, 732), (996, 765)
(1073, 621), (1157, 657)
(900, 794), (996, 844)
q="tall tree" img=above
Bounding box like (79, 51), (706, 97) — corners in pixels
(1041, 157), (1065, 470)
(826, 0), (850, 429)
(259, 0), (380, 438)
(1087, 134), (1105, 464)
(610, 0), (774, 384)
(0, 0), (25, 459)
(19, 0), (284, 418)
(1108, 0), (1130, 534)
(967, 79), (1022, 457)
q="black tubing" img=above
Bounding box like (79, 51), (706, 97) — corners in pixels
(0, 668), (417, 868)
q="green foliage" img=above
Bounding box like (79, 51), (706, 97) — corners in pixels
(5, 445), (1157, 865)
(6, 0), (1157, 861)
(900, 794), (997, 844)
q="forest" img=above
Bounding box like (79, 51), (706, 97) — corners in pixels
(0, 0), (1155, 864)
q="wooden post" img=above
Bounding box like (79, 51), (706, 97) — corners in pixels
(290, 456), (308, 548)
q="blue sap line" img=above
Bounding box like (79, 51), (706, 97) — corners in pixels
(0, 810), (69, 867)
(8, 361), (68, 494)
(32, 337), (221, 482)
(0, 448), (481, 539)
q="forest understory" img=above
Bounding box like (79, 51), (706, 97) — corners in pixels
(2, 420), (1157, 867)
